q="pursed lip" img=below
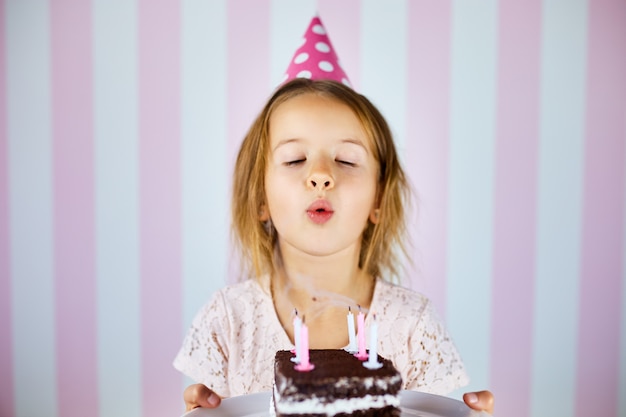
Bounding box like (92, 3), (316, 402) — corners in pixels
(306, 199), (334, 224)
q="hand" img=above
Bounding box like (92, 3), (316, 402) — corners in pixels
(463, 390), (494, 415)
(183, 384), (221, 411)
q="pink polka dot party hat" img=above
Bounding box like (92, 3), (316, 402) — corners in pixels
(283, 15), (351, 86)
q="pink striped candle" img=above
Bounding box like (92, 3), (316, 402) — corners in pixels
(294, 319), (314, 372)
(354, 307), (368, 361)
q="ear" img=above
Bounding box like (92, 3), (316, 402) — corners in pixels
(369, 208), (380, 224)
(259, 204), (270, 222)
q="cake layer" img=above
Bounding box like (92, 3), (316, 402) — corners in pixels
(273, 349), (402, 417)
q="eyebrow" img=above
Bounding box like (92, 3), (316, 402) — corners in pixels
(272, 138), (300, 152)
(272, 138), (369, 152)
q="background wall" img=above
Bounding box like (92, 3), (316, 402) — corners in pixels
(1, 0), (625, 416)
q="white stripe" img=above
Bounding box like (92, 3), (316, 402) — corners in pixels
(93, 1), (141, 416)
(361, 0), (407, 155)
(530, 1), (587, 416)
(6, 1), (57, 415)
(181, 0), (230, 329)
(270, 0), (317, 88)
(446, 0), (498, 396)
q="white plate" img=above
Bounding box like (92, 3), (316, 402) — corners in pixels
(183, 390), (490, 417)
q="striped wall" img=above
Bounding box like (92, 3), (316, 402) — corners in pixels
(1, 1), (625, 416)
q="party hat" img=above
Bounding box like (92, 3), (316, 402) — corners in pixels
(283, 15), (351, 86)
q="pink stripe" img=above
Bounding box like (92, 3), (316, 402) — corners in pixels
(50, 1), (98, 416)
(317, 0), (361, 90)
(576, 1), (626, 416)
(226, 1), (270, 175)
(0, 0), (15, 414)
(138, 1), (183, 415)
(406, 1), (452, 316)
(405, 1), (452, 314)
(490, 2), (542, 416)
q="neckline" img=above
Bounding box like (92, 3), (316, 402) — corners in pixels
(259, 276), (383, 349)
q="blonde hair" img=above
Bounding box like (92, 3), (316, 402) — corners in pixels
(231, 78), (411, 283)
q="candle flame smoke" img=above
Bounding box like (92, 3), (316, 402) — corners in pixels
(285, 273), (369, 322)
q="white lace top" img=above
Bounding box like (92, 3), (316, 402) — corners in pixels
(173, 277), (469, 398)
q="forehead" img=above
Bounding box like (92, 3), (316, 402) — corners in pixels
(268, 93), (372, 146)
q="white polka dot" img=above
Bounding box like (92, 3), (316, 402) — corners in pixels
(296, 70), (312, 79)
(294, 52), (309, 64)
(315, 42), (330, 53)
(342, 78), (351, 87)
(318, 61), (334, 72)
(312, 24), (326, 35)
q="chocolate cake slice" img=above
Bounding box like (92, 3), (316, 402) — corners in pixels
(272, 349), (402, 417)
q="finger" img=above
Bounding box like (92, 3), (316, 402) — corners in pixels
(184, 384), (222, 411)
(463, 390), (494, 415)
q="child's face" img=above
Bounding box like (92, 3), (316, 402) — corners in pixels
(265, 93), (379, 260)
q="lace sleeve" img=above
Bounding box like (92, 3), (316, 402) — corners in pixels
(403, 300), (469, 395)
(173, 291), (232, 398)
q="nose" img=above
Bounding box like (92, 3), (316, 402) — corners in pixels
(307, 160), (335, 190)
(309, 176), (334, 189)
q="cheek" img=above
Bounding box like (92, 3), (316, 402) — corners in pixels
(265, 173), (297, 212)
(342, 172), (378, 201)
(342, 185), (378, 223)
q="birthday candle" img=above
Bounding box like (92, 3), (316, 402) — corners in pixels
(294, 318), (315, 372)
(363, 314), (382, 369)
(354, 306), (368, 360)
(346, 306), (357, 353)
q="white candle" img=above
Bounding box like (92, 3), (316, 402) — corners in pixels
(354, 306), (368, 360)
(345, 307), (357, 353)
(363, 314), (382, 369)
(294, 319), (315, 372)
(291, 310), (302, 363)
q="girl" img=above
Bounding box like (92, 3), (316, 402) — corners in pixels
(174, 78), (494, 414)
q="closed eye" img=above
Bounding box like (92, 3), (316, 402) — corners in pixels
(337, 160), (356, 167)
(284, 159), (306, 167)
